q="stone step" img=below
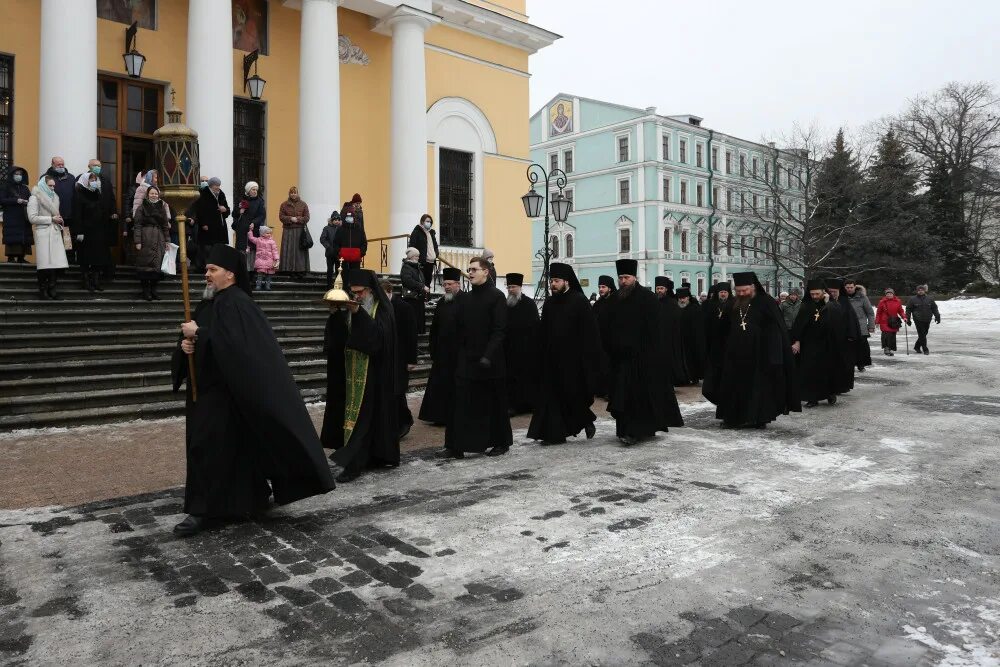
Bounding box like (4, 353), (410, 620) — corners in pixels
(0, 324), (329, 348)
(0, 314), (330, 333)
(0, 337), (328, 364)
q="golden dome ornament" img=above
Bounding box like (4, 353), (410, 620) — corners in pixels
(319, 274), (351, 309)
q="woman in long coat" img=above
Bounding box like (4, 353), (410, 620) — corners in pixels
(133, 185), (171, 301)
(278, 185), (310, 278)
(1, 166), (33, 262)
(233, 181), (266, 287)
(71, 172), (114, 292)
(27, 174), (68, 299)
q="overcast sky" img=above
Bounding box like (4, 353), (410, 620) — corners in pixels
(527, 0), (1000, 144)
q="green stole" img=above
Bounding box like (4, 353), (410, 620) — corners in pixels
(343, 303), (376, 443)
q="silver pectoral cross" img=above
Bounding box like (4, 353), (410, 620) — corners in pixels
(740, 321), (748, 331)
(814, 311), (820, 321)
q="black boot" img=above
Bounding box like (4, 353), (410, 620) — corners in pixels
(149, 280), (161, 301)
(91, 272), (104, 292)
(47, 275), (61, 300)
(37, 274), (50, 299)
(81, 271), (92, 292)
(141, 280), (152, 302)
(172, 515), (205, 538)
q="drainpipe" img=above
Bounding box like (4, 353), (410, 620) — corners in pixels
(706, 129), (717, 290)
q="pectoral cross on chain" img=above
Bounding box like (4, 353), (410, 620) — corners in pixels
(740, 321), (748, 331)
(814, 311), (821, 322)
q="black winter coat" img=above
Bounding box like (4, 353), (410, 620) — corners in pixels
(71, 184), (115, 266)
(408, 224), (439, 264)
(454, 282), (507, 380)
(332, 222), (367, 259)
(232, 196), (265, 252)
(192, 188), (231, 246)
(400, 260), (425, 298)
(44, 168), (76, 219)
(0, 166), (32, 247)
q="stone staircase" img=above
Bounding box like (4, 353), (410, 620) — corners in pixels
(0, 263), (433, 431)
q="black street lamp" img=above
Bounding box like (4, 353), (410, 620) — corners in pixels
(522, 163), (570, 299)
(243, 49), (266, 101)
(123, 21), (146, 79)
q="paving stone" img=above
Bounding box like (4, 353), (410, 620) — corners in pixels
(328, 591), (367, 614)
(235, 581), (276, 604)
(727, 605), (769, 630)
(404, 584), (434, 601)
(340, 570), (373, 588)
(702, 641), (757, 666)
(275, 586), (322, 607)
(288, 562), (318, 576)
(308, 577), (344, 596)
(254, 565), (290, 586)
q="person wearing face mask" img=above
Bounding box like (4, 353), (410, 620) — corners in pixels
(278, 186), (311, 279)
(1, 166), (33, 263)
(407, 213), (439, 288)
(340, 193), (365, 233)
(234, 181), (266, 289)
(132, 185), (172, 301)
(320, 212), (342, 288)
(332, 206), (367, 278)
(27, 175), (69, 299)
(44, 157), (77, 260)
(71, 172), (115, 292)
(189, 176), (230, 271)
(86, 160), (119, 282)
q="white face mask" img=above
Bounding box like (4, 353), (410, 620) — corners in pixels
(423, 221), (432, 230)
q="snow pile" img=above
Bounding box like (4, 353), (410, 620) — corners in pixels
(937, 297), (1000, 323)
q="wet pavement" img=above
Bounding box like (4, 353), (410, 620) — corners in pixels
(1, 317), (998, 665)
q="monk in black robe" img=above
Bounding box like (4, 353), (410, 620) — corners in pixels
(790, 279), (846, 407)
(601, 260), (683, 445)
(712, 271), (800, 428)
(527, 263), (601, 445)
(321, 269), (399, 483)
(418, 268), (464, 425)
(382, 279), (418, 439)
(592, 275), (617, 399)
(676, 287), (706, 384)
(827, 278), (858, 394)
(439, 257), (511, 458)
(503, 272), (539, 415)
(171, 245), (335, 537)
(654, 277), (687, 386)
(701, 282), (732, 405)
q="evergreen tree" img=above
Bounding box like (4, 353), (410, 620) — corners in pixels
(925, 159), (976, 289)
(810, 129), (864, 277)
(858, 130), (939, 291)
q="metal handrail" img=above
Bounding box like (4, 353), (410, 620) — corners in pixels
(433, 255), (472, 291)
(368, 234), (412, 273)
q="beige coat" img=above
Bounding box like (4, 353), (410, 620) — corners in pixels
(27, 187), (69, 271)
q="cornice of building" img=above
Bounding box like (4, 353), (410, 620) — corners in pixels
(431, 0), (560, 54)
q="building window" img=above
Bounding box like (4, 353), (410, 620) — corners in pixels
(563, 149), (574, 173)
(740, 154), (746, 176)
(565, 233), (574, 258)
(662, 134), (670, 161)
(564, 187), (574, 211)
(233, 0), (269, 54)
(438, 147), (474, 247)
(726, 189), (733, 211)
(765, 196), (771, 217)
(713, 233), (720, 254)
(752, 194), (759, 212)
(679, 139), (687, 164)
(618, 178), (630, 205)
(617, 134), (630, 162)
(98, 0), (156, 29)
(726, 150), (732, 174)
(234, 97), (267, 200)
(696, 184), (704, 207)
(619, 228), (631, 254)
(798, 202), (804, 219)
(712, 186), (720, 209)
(764, 161), (770, 183)
(0, 55), (13, 176)
(740, 236), (748, 258)
(754, 237), (761, 259)
(711, 147), (719, 171)
(726, 234), (733, 256)
(662, 177), (670, 202)
(663, 227), (672, 251)
(679, 180), (688, 205)
(550, 235), (559, 259)
(681, 230), (689, 253)
(740, 193), (747, 214)
(549, 153), (559, 172)
(697, 276), (706, 295)
(752, 157), (758, 178)
(697, 231), (705, 254)
(696, 143), (704, 167)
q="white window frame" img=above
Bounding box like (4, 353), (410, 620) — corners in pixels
(696, 182), (705, 208)
(697, 275), (706, 296)
(564, 232), (574, 259)
(660, 129), (671, 161)
(726, 149), (733, 174)
(563, 147), (575, 174)
(696, 142), (705, 168)
(679, 137), (688, 164)
(711, 146), (719, 171)
(712, 185), (720, 209)
(679, 179), (688, 205)
(663, 224), (673, 252)
(616, 217), (632, 255)
(661, 175), (671, 203)
(548, 151), (559, 173)
(617, 176), (631, 205)
(614, 130), (631, 163)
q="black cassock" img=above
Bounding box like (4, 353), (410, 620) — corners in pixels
(713, 294), (800, 427)
(657, 296), (689, 386)
(321, 299), (400, 475)
(504, 296), (540, 414)
(418, 294), (462, 425)
(678, 301), (707, 384)
(790, 299), (846, 402)
(835, 293), (858, 393)
(592, 293), (615, 398)
(527, 288), (601, 443)
(171, 286), (334, 518)
(602, 285), (683, 439)
(701, 297), (731, 405)
(445, 283), (512, 453)
(390, 295), (418, 437)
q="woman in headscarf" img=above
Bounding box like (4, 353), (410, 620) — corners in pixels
(1, 166), (33, 262)
(72, 172), (114, 292)
(27, 174), (69, 299)
(278, 185), (310, 279)
(233, 181), (266, 290)
(131, 170), (159, 216)
(132, 185), (172, 301)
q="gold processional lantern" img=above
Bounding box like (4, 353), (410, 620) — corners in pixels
(154, 97), (200, 399)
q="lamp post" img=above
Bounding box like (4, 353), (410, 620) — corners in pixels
(154, 96), (201, 399)
(123, 21), (146, 79)
(242, 49), (266, 100)
(521, 163), (571, 299)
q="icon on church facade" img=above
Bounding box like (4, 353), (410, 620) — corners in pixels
(549, 99), (573, 136)
(233, 0), (268, 53)
(97, 0), (156, 29)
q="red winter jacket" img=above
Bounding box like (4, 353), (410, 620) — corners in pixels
(875, 296), (906, 333)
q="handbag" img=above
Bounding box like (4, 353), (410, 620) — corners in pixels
(60, 225), (73, 250)
(300, 226), (314, 250)
(888, 315), (902, 329)
(339, 247), (361, 262)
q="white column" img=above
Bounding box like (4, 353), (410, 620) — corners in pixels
(38, 0), (97, 178)
(298, 0), (341, 270)
(186, 0), (233, 221)
(384, 8), (438, 269)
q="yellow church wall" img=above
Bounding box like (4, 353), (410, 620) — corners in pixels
(1, 1), (41, 180)
(425, 23), (529, 73)
(483, 155), (531, 278)
(462, 0), (528, 20)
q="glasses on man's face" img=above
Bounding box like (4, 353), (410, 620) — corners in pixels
(467, 267), (479, 273)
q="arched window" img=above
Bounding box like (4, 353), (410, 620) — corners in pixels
(550, 235), (559, 259)
(663, 227), (672, 251)
(565, 233), (574, 258)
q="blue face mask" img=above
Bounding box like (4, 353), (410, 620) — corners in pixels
(90, 165), (102, 175)
(345, 216), (354, 224)
(13, 175), (22, 183)
(55, 167), (66, 175)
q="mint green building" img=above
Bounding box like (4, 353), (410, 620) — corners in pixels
(529, 94), (805, 296)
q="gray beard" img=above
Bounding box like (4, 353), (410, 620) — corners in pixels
(442, 292), (456, 302)
(202, 284), (217, 300)
(361, 295), (376, 314)
(678, 301), (689, 309)
(719, 295), (728, 302)
(506, 293), (521, 307)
